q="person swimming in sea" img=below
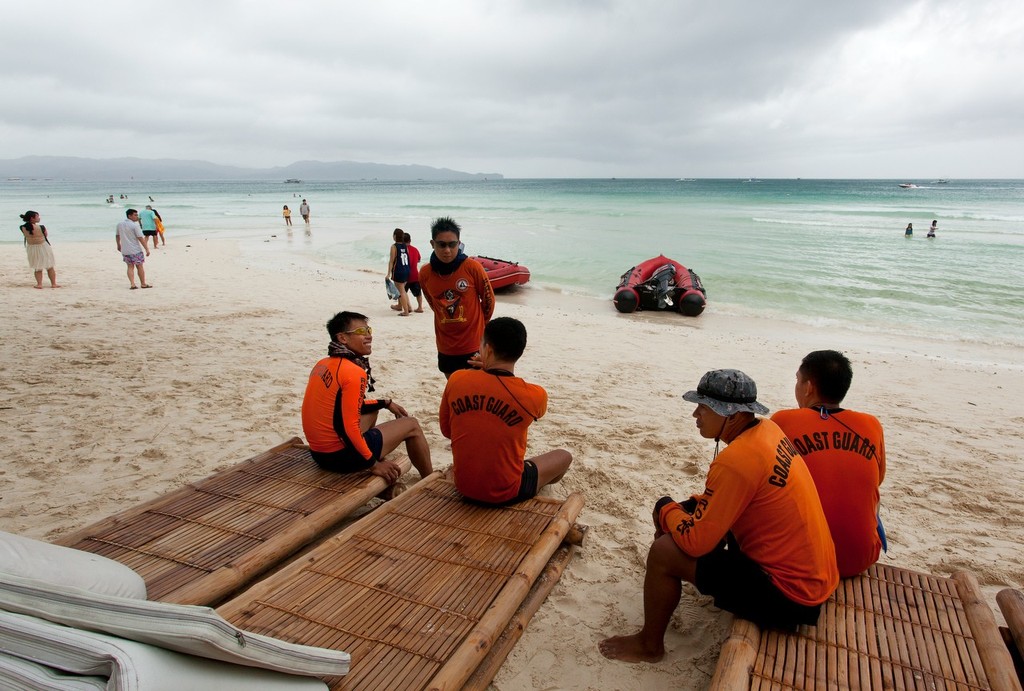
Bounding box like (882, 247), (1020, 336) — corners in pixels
(927, 220), (937, 238)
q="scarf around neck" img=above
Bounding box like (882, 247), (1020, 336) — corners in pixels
(327, 340), (375, 392)
(429, 250), (468, 276)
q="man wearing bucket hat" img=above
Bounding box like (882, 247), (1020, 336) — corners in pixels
(600, 369), (838, 663)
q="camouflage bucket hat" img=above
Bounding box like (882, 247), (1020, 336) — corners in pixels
(682, 369), (769, 417)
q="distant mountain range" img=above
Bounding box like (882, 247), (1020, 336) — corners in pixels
(0, 156), (503, 182)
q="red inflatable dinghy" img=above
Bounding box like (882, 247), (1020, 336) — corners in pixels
(613, 255), (706, 316)
(473, 255), (531, 290)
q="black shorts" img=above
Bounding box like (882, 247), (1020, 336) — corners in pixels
(405, 281), (422, 297)
(310, 428), (383, 473)
(437, 351), (475, 376)
(466, 461), (539, 507)
(694, 536), (823, 630)
(143, 230), (157, 237)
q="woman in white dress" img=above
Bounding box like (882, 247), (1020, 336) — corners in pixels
(19, 210), (59, 289)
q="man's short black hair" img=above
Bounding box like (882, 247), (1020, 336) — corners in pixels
(125, 208), (138, 217)
(484, 317), (527, 361)
(799, 350), (853, 404)
(431, 216), (461, 239)
(326, 311), (368, 341)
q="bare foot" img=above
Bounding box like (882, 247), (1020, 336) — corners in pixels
(414, 308), (424, 313)
(398, 312), (410, 316)
(390, 304), (402, 311)
(598, 634), (665, 663)
(51, 284), (62, 288)
(33, 285), (43, 289)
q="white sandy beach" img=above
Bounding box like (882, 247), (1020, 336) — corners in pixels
(2, 236), (1022, 690)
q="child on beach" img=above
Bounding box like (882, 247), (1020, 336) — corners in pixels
(283, 205), (292, 226)
(19, 211), (60, 289)
(418, 217), (495, 379)
(387, 228), (412, 317)
(403, 232), (424, 312)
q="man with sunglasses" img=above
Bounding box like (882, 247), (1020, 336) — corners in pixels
(301, 311), (432, 484)
(418, 217), (495, 379)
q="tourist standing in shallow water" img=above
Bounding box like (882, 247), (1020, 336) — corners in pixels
(19, 211), (59, 289)
(905, 223), (913, 237)
(928, 220), (937, 238)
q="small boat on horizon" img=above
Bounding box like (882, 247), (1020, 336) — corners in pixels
(473, 256), (531, 290)
(284, 178), (302, 184)
(898, 183), (919, 189)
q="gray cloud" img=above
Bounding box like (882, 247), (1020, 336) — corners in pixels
(1, 0), (1021, 177)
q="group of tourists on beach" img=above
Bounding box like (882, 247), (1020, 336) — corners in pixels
(18, 205), (168, 290)
(300, 216), (886, 663)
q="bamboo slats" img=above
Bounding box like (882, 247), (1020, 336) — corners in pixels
(217, 472), (585, 690)
(55, 438), (411, 606)
(710, 563), (1022, 691)
(997, 589), (1024, 682)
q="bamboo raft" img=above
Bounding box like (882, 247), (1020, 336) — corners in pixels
(55, 438), (411, 606)
(217, 471), (586, 691)
(710, 563), (1022, 690)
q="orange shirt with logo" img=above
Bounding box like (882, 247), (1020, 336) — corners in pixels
(658, 419), (839, 606)
(440, 369), (547, 503)
(301, 356), (382, 461)
(771, 407), (885, 577)
(419, 257), (495, 356)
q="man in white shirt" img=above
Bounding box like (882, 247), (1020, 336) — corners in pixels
(116, 209), (152, 289)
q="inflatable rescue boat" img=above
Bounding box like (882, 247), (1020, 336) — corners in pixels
(613, 255), (706, 316)
(473, 256), (531, 290)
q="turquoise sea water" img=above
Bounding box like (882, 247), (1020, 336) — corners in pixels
(3, 178), (1023, 347)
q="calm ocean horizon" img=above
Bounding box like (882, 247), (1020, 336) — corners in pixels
(4, 178), (1023, 348)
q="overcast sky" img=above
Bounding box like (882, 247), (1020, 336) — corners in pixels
(2, 0), (1022, 178)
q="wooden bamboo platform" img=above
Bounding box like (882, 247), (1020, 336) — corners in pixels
(710, 563), (1022, 691)
(217, 471), (586, 691)
(55, 438), (411, 606)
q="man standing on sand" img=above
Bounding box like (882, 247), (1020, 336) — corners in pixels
(116, 209), (152, 289)
(771, 350), (886, 578)
(440, 317), (572, 506)
(138, 205), (159, 249)
(418, 217), (495, 379)
(299, 199), (310, 224)
(301, 311), (433, 484)
(599, 369), (837, 663)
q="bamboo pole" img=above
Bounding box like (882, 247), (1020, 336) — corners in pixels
(166, 455), (412, 605)
(998, 589), (1024, 669)
(953, 571), (1022, 691)
(217, 471), (445, 621)
(462, 544), (576, 691)
(423, 492), (585, 691)
(706, 617), (761, 690)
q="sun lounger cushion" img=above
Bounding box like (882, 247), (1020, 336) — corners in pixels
(0, 572), (349, 678)
(0, 611), (328, 691)
(0, 651), (107, 691)
(0, 530), (146, 599)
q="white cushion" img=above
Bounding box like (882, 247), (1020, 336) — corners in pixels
(0, 531), (146, 599)
(0, 651), (107, 690)
(0, 611), (328, 691)
(0, 573), (348, 678)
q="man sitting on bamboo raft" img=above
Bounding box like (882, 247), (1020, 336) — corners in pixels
(771, 349), (886, 578)
(302, 310), (432, 484)
(600, 369), (838, 663)
(439, 317), (572, 506)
